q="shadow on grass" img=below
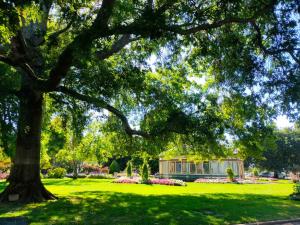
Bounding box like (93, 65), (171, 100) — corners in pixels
(0, 190), (300, 225)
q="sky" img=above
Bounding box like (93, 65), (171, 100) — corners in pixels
(275, 115), (294, 129)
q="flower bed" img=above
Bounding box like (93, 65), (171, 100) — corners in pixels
(0, 173), (8, 180)
(88, 173), (113, 179)
(194, 178), (233, 183)
(148, 178), (186, 186)
(113, 177), (140, 184)
(113, 177), (186, 186)
(194, 178), (277, 184)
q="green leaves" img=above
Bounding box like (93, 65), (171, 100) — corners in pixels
(1, 0), (299, 162)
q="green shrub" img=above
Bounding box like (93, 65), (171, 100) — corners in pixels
(226, 167), (234, 182)
(294, 182), (300, 194)
(290, 182), (300, 201)
(109, 160), (120, 174)
(141, 161), (149, 183)
(252, 167), (259, 177)
(48, 167), (67, 178)
(126, 161), (133, 177)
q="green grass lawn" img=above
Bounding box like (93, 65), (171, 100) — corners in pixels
(0, 179), (299, 225)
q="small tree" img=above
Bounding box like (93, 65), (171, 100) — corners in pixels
(141, 161), (149, 183)
(109, 160), (120, 174)
(290, 182), (300, 201)
(252, 167), (259, 178)
(126, 161), (133, 178)
(226, 167), (234, 182)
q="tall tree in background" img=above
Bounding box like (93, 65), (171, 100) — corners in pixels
(255, 128), (300, 175)
(0, 0), (299, 202)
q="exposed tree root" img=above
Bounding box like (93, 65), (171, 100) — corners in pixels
(0, 181), (57, 203)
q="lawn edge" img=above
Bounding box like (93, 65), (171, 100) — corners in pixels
(237, 218), (300, 225)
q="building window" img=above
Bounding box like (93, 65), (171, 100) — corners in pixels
(169, 162), (175, 174)
(196, 163), (203, 174)
(203, 161), (210, 174)
(176, 162), (181, 173)
(182, 160), (187, 173)
(190, 163), (196, 174)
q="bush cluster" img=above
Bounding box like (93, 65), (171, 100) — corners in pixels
(294, 182), (300, 195)
(290, 182), (300, 201)
(81, 164), (101, 174)
(141, 162), (149, 183)
(252, 168), (259, 177)
(48, 167), (67, 178)
(109, 160), (120, 174)
(226, 167), (234, 181)
(126, 161), (133, 177)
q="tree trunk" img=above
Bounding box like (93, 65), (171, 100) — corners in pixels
(0, 91), (56, 202)
(73, 161), (78, 179)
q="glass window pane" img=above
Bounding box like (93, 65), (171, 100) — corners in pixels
(203, 162), (210, 174)
(190, 163), (196, 174)
(176, 162), (181, 173)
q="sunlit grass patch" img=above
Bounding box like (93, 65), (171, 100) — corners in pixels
(0, 179), (299, 225)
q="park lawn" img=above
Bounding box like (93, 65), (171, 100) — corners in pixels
(0, 179), (299, 225)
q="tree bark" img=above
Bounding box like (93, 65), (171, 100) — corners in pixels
(73, 160), (78, 179)
(0, 90), (56, 202)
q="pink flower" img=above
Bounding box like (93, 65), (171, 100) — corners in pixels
(112, 177), (186, 186)
(0, 173), (8, 180)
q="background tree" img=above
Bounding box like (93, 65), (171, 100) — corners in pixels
(141, 160), (150, 183)
(253, 127), (300, 176)
(109, 160), (120, 174)
(0, 0), (299, 202)
(126, 161), (133, 178)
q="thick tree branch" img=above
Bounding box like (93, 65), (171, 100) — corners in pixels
(56, 86), (150, 138)
(0, 55), (16, 67)
(166, 17), (254, 35)
(109, 0), (276, 36)
(44, 0), (279, 91)
(96, 35), (139, 60)
(45, 0), (116, 90)
(48, 17), (75, 46)
(39, 0), (53, 33)
(251, 22), (300, 64)
(0, 54), (41, 82)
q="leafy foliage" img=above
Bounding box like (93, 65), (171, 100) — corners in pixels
(48, 167), (67, 179)
(251, 127), (300, 172)
(252, 168), (259, 177)
(226, 167), (234, 181)
(0, 0), (299, 192)
(126, 161), (133, 178)
(109, 160), (120, 174)
(294, 183), (300, 195)
(141, 161), (150, 183)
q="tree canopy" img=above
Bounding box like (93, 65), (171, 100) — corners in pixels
(1, 0), (299, 157)
(251, 127), (300, 173)
(0, 0), (299, 202)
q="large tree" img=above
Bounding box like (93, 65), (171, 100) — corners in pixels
(253, 127), (300, 175)
(0, 0), (299, 202)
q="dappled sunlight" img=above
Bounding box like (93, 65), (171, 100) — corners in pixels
(41, 179), (295, 197)
(0, 180), (299, 225)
